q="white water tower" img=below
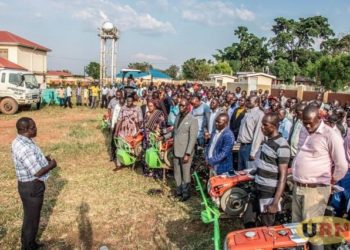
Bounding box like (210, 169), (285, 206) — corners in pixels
(98, 21), (119, 85)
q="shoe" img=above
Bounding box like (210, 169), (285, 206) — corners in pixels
(113, 166), (122, 172)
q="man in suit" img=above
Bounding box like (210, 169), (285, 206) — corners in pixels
(206, 113), (235, 176)
(229, 97), (246, 139)
(173, 98), (199, 201)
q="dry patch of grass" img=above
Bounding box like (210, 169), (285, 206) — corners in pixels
(0, 106), (240, 249)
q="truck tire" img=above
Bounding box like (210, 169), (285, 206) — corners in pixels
(0, 98), (19, 115)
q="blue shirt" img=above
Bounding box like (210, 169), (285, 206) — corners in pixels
(279, 117), (292, 140)
(168, 105), (179, 126)
(192, 103), (210, 138)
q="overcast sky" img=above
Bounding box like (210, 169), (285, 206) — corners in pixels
(0, 0), (349, 74)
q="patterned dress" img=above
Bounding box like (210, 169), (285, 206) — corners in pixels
(116, 105), (143, 138)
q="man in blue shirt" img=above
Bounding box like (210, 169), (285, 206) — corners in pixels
(190, 95), (210, 147)
(278, 109), (292, 140)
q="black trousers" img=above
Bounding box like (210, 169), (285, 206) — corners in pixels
(64, 96), (72, 108)
(243, 189), (276, 227)
(18, 180), (45, 250)
(101, 95), (108, 108)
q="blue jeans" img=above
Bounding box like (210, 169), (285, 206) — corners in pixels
(238, 143), (252, 170)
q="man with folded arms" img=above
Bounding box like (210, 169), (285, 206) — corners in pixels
(292, 105), (347, 249)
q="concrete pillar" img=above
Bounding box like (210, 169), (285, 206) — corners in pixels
(297, 85), (305, 100)
(323, 91), (330, 103)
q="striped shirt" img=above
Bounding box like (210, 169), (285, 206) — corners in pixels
(255, 135), (290, 192)
(11, 135), (49, 182)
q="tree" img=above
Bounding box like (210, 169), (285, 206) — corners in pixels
(182, 58), (211, 80)
(269, 16), (334, 67)
(270, 59), (300, 84)
(85, 62), (100, 79)
(164, 65), (180, 79)
(214, 26), (270, 72)
(309, 55), (350, 91)
(127, 62), (153, 72)
(321, 34), (350, 55)
(211, 61), (232, 75)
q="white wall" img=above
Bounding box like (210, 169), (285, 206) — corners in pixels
(0, 45), (18, 63)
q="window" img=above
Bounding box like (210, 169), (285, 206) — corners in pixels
(1, 73), (5, 83)
(9, 73), (22, 85)
(0, 49), (8, 59)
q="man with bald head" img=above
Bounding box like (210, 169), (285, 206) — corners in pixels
(12, 117), (57, 249)
(236, 95), (265, 170)
(292, 105), (347, 248)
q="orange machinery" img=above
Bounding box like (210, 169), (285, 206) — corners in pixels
(224, 223), (309, 250)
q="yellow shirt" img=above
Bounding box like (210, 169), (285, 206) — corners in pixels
(91, 86), (100, 97)
(235, 107), (244, 118)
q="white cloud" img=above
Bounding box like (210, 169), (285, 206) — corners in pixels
(180, 1), (255, 26)
(132, 53), (167, 61)
(72, 1), (175, 35)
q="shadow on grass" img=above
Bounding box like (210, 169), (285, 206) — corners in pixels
(38, 169), (67, 239)
(77, 201), (93, 250)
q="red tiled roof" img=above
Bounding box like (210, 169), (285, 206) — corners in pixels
(0, 31), (51, 52)
(47, 70), (72, 77)
(0, 57), (27, 70)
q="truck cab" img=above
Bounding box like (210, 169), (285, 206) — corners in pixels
(0, 69), (40, 114)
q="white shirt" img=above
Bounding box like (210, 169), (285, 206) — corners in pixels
(66, 86), (72, 97)
(102, 87), (109, 95)
(208, 130), (224, 159)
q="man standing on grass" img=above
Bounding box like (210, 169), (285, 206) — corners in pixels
(172, 98), (198, 202)
(12, 117), (57, 250)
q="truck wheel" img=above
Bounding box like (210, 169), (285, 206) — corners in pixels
(220, 187), (248, 216)
(0, 98), (19, 115)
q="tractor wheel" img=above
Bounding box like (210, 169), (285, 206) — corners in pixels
(220, 187), (248, 216)
(164, 147), (174, 169)
(0, 98), (18, 115)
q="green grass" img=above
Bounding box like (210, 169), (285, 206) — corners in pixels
(0, 106), (240, 249)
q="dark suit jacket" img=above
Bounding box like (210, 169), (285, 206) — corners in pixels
(229, 108), (246, 139)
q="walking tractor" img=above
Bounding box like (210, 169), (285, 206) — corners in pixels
(145, 130), (174, 180)
(115, 132), (144, 167)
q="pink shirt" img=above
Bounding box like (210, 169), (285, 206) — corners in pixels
(293, 121), (347, 184)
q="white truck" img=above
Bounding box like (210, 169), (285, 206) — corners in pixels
(0, 68), (40, 115)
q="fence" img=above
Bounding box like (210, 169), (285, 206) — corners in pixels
(271, 85), (350, 105)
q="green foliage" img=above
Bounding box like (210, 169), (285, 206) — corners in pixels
(214, 26), (270, 72)
(182, 58), (211, 80)
(270, 16), (334, 65)
(85, 62), (100, 80)
(164, 64), (179, 79)
(211, 61), (232, 75)
(271, 59), (300, 84)
(127, 62), (153, 72)
(310, 55), (350, 91)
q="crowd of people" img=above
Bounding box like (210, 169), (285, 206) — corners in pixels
(106, 80), (350, 245)
(12, 78), (350, 249)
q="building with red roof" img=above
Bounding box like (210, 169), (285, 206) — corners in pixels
(0, 57), (27, 71)
(0, 31), (51, 83)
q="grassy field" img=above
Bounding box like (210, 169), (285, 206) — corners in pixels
(0, 106), (239, 250)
